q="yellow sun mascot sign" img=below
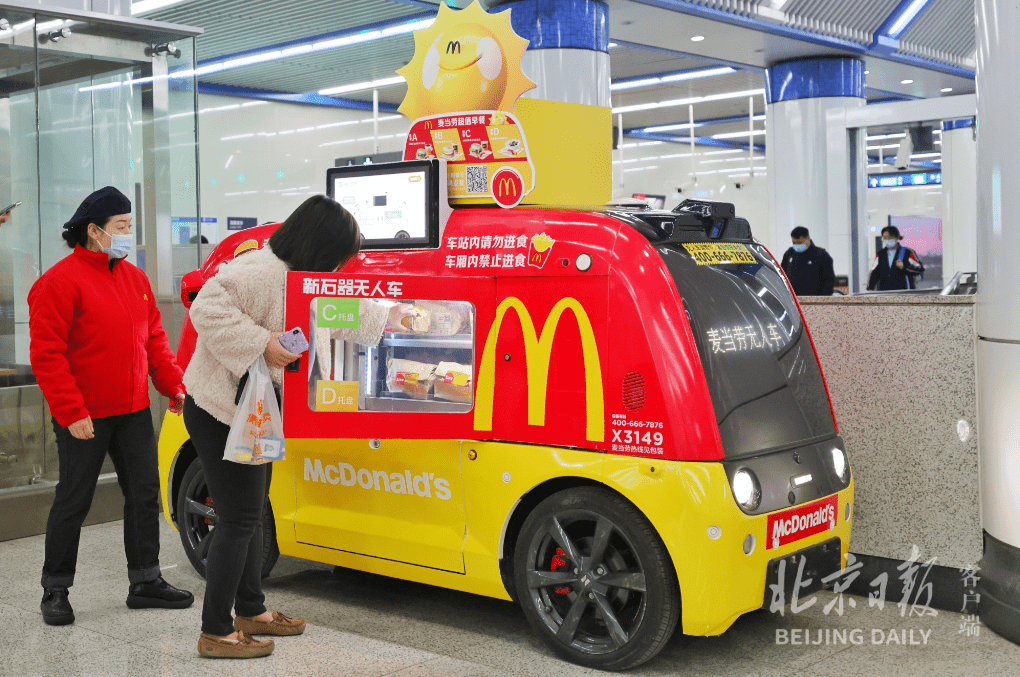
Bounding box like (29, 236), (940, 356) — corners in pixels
(397, 1), (610, 208)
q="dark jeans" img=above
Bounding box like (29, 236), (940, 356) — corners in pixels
(183, 396), (270, 636)
(42, 408), (162, 589)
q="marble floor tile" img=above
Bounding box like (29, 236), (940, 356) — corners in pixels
(387, 655), (516, 677)
(3, 520), (1020, 677)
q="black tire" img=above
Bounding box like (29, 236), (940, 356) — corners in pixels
(513, 487), (680, 671)
(175, 458), (280, 579)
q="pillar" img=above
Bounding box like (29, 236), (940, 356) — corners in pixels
(940, 119), (977, 280)
(764, 57), (865, 277)
(487, 0), (610, 108)
(975, 0), (1020, 647)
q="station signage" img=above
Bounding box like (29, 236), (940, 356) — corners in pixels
(227, 217), (256, 230)
(867, 172), (942, 189)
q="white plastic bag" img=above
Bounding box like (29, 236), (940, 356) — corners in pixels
(224, 356), (285, 465)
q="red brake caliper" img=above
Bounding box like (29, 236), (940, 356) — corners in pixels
(204, 497), (214, 526)
(551, 547), (571, 595)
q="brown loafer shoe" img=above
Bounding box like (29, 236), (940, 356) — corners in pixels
(234, 610), (306, 636)
(198, 631), (274, 659)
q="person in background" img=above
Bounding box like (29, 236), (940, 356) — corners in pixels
(868, 225), (925, 291)
(781, 226), (835, 296)
(183, 194), (416, 659)
(28, 186), (193, 626)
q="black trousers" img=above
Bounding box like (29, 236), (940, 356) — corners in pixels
(42, 408), (162, 589)
(183, 396), (270, 636)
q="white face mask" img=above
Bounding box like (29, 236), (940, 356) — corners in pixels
(883, 239), (897, 249)
(99, 227), (132, 259)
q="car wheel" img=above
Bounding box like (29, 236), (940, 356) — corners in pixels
(513, 487), (680, 671)
(175, 459), (280, 579)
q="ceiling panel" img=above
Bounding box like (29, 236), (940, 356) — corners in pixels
(136, 0), (422, 60)
(780, 0), (900, 43)
(609, 44), (715, 80)
(618, 98), (762, 132)
(610, 0), (974, 71)
(199, 36), (414, 100)
(899, 0), (976, 68)
(133, 0), (977, 141)
(612, 69), (763, 107)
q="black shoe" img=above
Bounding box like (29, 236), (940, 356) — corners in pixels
(41, 588), (74, 626)
(126, 576), (194, 609)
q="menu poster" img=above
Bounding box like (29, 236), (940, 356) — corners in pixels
(403, 110), (535, 203)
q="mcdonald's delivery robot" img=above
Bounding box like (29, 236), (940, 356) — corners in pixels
(159, 160), (853, 671)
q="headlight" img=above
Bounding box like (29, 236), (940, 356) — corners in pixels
(831, 447), (848, 481)
(732, 469), (761, 510)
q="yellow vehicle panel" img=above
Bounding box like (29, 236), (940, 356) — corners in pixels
(159, 411), (854, 636)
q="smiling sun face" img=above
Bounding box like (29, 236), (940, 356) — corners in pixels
(398, 1), (534, 120)
(422, 23), (506, 114)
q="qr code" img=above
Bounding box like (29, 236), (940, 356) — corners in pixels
(466, 165), (488, 194)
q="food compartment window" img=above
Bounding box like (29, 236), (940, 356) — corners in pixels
(308, 298), (475, 413)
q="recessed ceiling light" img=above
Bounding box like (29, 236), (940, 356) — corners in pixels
(901, 79), (914, 84)
(691, 35), (705, 42)
(941, 87), (953, 92)
(864, 70), (870, 74)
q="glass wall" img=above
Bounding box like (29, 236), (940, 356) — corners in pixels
(0, 6), (198, 519)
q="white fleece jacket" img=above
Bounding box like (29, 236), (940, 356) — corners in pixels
(184, 246), (388, 425)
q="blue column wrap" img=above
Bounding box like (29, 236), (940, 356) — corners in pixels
(764, 57), (866, 104)
(489, 0), (608, 52)
(943, 118), (975, 131)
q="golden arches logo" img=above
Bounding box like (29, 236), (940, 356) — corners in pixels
(424, 120), (434, 130)
(497, 177), (518, 198)
(474, 297), (604, 442)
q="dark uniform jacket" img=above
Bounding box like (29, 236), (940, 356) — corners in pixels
(868, 244), (925, 291)
(781, 244), (835, 296)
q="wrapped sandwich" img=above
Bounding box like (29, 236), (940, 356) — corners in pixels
(386, 358), (436, 399)
(432, 361), (472, 404)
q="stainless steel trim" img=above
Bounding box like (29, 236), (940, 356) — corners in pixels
(0, 2), (202, 38)
(364, 397), (471, 413)
(379, 333), (473, 350)
(0, 472), (121, 542)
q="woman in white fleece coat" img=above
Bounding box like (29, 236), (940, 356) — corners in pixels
(183, 195), (413, 659)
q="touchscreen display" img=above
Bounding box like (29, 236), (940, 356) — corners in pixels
(333, 171), (427, 242)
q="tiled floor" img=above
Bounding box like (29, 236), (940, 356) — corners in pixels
(0, 519), (1017, 676)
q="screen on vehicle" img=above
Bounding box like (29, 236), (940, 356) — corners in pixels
(333, 171), (426, 241)
(326, 160), (440, 250)
(659, 241), (837, 458)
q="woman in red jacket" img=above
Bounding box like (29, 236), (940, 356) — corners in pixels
(28, 186), (194, 626)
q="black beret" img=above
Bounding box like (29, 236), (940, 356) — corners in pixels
(63, 186), (132, 230)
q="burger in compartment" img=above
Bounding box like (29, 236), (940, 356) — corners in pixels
(386, 359), (436, 400)
(400, 306), (431, 333)
(432, 362), (472, 404)
(414, 301), (468, 336)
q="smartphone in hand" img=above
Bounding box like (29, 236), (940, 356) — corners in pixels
(278, 327), (309, 354)
(1, 201), (21, 215)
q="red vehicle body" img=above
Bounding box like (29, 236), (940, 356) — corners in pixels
(182, 207), (741, 460)
(167, 201), (852, 671)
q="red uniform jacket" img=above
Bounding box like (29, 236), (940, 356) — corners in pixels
(28, 246), (184, 427)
